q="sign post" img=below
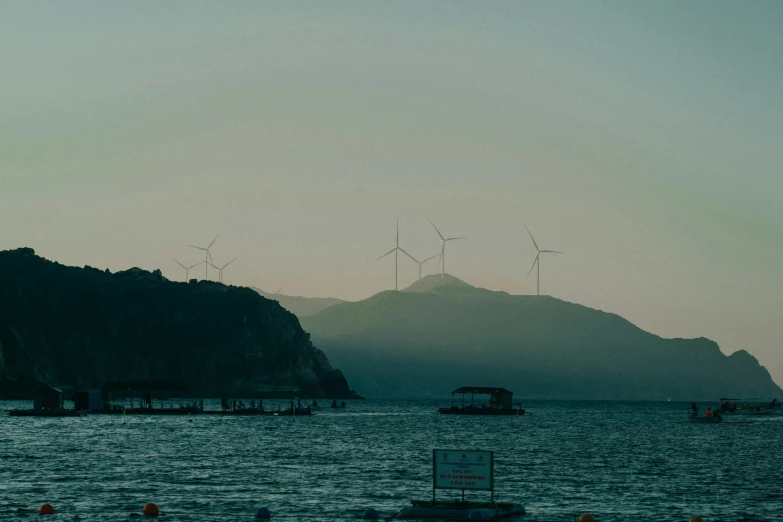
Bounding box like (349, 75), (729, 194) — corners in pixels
(432, 449), (494, 504)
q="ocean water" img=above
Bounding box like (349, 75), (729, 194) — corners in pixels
(0, 399), (781, 522)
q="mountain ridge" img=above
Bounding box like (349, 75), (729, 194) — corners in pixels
(250, 287), (346, 318)
(302, 274), (780, 400)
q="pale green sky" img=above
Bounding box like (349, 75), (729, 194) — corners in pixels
(1, 2), (781, 382)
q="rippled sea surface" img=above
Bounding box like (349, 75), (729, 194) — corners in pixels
(1, 399), (781, 521)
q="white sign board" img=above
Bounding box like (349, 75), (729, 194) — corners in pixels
(433, 449), (494, 491)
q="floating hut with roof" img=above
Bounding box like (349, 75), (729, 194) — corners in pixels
(438, 386), (524, 415)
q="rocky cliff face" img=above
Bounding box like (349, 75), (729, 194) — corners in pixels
(0, 248), (360, 399)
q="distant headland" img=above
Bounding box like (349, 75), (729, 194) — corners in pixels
(0, 248), (360, 400)
(301, 274), (782, 400)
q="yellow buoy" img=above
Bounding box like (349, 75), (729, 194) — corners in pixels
(142, 503), (160, 516)
(38, 504), (55, 515)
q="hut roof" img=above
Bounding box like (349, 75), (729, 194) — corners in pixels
(254, 385), (301, 394)
(451, 386), (512, 395)
(33, 385), (63, 393)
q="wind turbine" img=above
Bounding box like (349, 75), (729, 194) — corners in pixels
(275, 283), (287, 295)
(376, 219), (416, 290)
(428, 219), (465, 279)
(525, 226), (564, 296)
(411, 253), (440, 280)
(172, 259), (204, 282)
(188, 234), (219, 280)
(208, 257), (238, 283)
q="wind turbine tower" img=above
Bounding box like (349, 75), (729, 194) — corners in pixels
(209, 257), (238, 283)
(525, 226), (564, 296)
(428, 219), (466, 279)
(188, 234), (219, 280)
(172, 259), (204, 282)
(412, 254), (439, 280)
(376, 219), (416, 290)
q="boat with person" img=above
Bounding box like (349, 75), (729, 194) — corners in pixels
(717, 397), (779, 417)
(687, 402), (754, 425)
(438, 387), (524, 415)
(688, 402), (722, 424)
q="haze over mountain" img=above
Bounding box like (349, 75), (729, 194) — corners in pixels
(0, 248), (359, 399)
(301, 274), (782, 400)
(3, 3), (782, 383)
(251, 287), (346, 318)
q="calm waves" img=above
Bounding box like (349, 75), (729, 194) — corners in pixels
(0, 400), (781, 521)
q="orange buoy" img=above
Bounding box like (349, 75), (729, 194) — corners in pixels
(578, 515), (596, 522)
(689, 517), (705, 522)
(142, 503), (160, 516)
(38, 504), (55, 515)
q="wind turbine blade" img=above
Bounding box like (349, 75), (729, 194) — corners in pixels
(398, 248), (418, 263)
(187, 261), (204, 269)
(188, 245), (207, 251)
(376, 247), (397, 260)
(540, 250), (564, 254)
(208, 234), (220, 249)
(428, 219), (445, 240)
(207, 250), (213, 263)
(207, 262), (220, 270)
(524, 226), (539, 251)
(422, 254), (439, 263)
(526, 254), (539, 278)
(445, 236), (466, 241)
(222, 257), (238, 269)
(276, 283), (287, 295)
(172, 259), (187, 269)
(396, 218), (399, 246)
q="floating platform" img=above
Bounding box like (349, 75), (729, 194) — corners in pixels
(394, 500), (525, 520)
(439, 406), (524, 416)
(8, 409), (84, 417)
(201, 408), (312, 416)
(7, 407), (313, 417)
(94, 407), (202, 415)
(439, 387), (525, 416)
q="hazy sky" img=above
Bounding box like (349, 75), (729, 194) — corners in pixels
(2, 2), (782, 382)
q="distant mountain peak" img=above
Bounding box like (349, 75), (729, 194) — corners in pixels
(402, 273), (473, 293)
(301, 274), (782, 400)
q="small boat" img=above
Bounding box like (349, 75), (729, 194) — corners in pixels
(439, 387), (524, 416)
(717, 397), (779, 417)
(688, 414), (722, 424)
(394, 500), (525, 520)
(687, 403), (754, 425)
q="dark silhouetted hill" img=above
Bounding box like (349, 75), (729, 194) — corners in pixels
(301, 274), (782, 400)
(251, 287), (345, 318)
(0, 248), (360, 399)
